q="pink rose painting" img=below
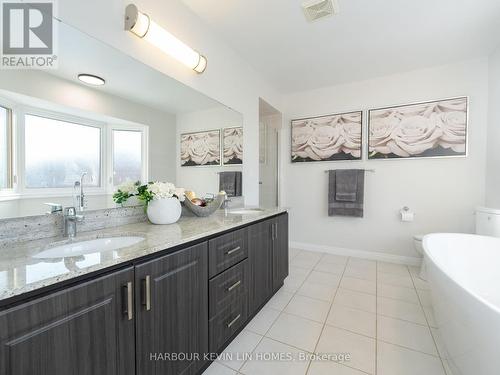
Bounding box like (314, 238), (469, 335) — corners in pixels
(368, 97), (468, 159)
(223, 127), (243, 165)
(291, 111), (362, 162)
(181, 130), (221, 166)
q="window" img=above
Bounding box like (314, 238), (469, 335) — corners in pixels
(24, 114), (101, 188)
(112, 129), (143, 186)
(0, 106), (12, 190)
(0, 97), (149, 197)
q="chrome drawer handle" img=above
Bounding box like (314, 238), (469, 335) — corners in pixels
(145, 275), (151, 311)
(124, 281), (133, 321)
(142, 275), (151, 311)
(226, 246), (241, 256)
(227, 314), (241, 328)
(227, 280), (241, 292)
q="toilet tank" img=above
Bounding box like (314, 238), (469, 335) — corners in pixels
(475, 207), (500, 237)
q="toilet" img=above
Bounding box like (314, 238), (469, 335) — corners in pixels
(475, 206), (500, 237)
(414, 207), (500, 281)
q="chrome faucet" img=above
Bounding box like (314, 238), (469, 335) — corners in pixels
(64, 207), (84, 238)
(221, 193), (232, 209)
(74, 172), (88, 212)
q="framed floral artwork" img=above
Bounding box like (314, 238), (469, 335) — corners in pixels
(223, 127), (243, 165)
(291, 111), (363, 162)
(180, 130), (221, 166)
(368, 97), (468, 159)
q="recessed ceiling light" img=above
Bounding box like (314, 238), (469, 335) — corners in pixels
(78, 74), (105, 86)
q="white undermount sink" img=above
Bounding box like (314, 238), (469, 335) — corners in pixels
(228, 208), (265, 215)
(33, 236), (145, 259)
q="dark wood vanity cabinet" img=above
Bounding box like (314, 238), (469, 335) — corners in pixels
(248, 214), (289, 312)
(248, 219), (274, 312)
(0, 268), (136, 375)
(135, 242), (208, 375)
(0, 212), (288, 375)
(272, 213), (289, 291)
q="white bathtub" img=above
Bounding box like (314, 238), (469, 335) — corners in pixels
(424, 233), (500, 375)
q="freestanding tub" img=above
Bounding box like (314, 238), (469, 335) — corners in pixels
(424, 233), (500, 375)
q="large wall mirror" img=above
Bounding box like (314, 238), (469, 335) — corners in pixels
(0, 22), (243, 220)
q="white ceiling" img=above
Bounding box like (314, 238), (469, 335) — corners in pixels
(181, 0), (500, 93)
(52, 22), (222, 114)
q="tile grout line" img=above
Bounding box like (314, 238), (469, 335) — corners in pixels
(228, 250), (311, 374)
(304, 256), (349, 375)
(215, 252), (437, 375)
(409, 266), (449, 375)
(239, 257), (317, 374)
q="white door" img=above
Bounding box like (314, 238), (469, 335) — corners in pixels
(259, 120), (279, 207)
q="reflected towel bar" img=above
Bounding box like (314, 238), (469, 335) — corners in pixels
(325, 169), (375, 173)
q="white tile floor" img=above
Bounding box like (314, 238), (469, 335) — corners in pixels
(203, 249), (449, 375)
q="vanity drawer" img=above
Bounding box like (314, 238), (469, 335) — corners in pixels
(209, 259), (249, 318)
(209, 297), (248, 353)
(208, 228), (247, 278)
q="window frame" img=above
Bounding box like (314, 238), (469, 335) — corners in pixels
(0, 97), (149, 200)
(19, 106), (107, 197)
(0, 97), (15, 198)
(107, 123), (149, 190)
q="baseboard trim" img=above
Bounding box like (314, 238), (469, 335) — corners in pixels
(290, 241), (422, 266)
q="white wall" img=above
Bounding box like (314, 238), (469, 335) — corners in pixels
(58, 0), (284, 205)
(282, 59), (489, 260)
(176, 107), (243, 197)
(0, 70), (176, 183)
(486, 49), (500, 208)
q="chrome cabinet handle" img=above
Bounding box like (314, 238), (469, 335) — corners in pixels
(227, 280), (241, 292)
(124, 281), (133, 321)
(226, 246), (241, 256)
(142, 275), (151, 311)
(226, 314), (241, 328)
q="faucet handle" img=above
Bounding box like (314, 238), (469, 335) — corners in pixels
(45, 203), (63, 214)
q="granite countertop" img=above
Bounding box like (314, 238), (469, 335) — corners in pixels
(0, 207), (287, 304)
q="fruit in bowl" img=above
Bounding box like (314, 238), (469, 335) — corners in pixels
(185, 190), (196, 201)
(191, 198), (211, 207)
(184, 193), (225, 217)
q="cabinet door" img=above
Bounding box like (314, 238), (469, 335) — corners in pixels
(273, 213), (289, 291)
(248, 219), (273, 313)
(135, 243), (208, 375)
(0, 268), (135, 375)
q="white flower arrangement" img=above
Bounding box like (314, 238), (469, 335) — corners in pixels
(147, 182), (186, 202)
(113, 181), (185, 206)
(119, 180), (139, 195)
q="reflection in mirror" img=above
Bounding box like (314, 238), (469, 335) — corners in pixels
(0, 22), (243, 220)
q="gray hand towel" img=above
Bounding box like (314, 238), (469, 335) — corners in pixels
(219, 172), (242, 197)
(328, 169), (365, 218)
(335, 169), (359, 202)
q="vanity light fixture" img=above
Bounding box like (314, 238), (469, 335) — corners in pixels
(77, 74), (106, 86)
(124, 4), (207, 74)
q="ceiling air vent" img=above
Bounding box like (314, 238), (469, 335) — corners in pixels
(302, 0), (338, 22)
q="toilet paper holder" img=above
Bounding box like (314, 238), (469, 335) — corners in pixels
(400, 206), (415, 222)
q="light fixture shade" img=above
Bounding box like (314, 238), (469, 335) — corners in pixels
(78, 74), (105, 86)
(125, 4), (207, 74)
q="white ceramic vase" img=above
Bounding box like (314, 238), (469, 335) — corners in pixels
(147, 197), (182, 225)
